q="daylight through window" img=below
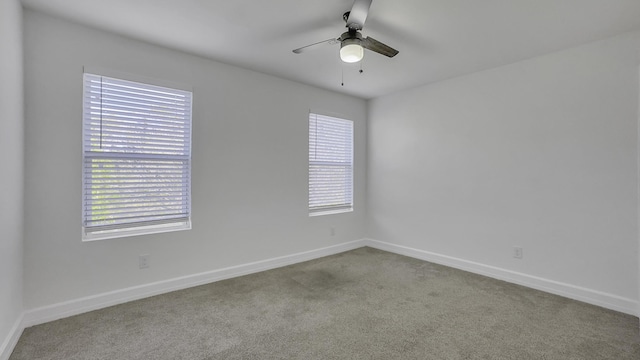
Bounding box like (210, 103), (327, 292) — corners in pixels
(82, 73), (193, 240)
(308, 113), (353, 215)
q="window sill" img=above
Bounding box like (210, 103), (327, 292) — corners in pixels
(309, 208), (353, 217)
(82, 220), (191, 241)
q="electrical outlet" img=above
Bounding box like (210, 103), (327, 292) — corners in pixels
(330, 227), (335, 236)
(139, 254), (150, 269)
(513, 247), (523, 259)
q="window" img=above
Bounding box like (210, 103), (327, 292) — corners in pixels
(82, 72), (193, 240)
(308, 113), (353, 215)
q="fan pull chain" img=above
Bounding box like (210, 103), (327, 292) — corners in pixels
(340, 60), (365, 86)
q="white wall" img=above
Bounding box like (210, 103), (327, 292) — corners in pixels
(368, 32), (640, 311)
(0, 0), (24, 355)
(23, 11), (367, 310)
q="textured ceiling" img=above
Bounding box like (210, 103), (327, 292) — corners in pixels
(21, 0), (640, 99)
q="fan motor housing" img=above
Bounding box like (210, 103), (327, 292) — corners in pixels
(340, 31), (363, 43)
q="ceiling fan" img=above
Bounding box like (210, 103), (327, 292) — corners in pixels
(292, 0), (399, 63)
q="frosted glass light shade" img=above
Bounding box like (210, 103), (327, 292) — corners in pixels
(340, 43), (364, 63)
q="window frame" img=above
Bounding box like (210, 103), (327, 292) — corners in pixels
(81, 68), (193, 241)
(308, 112), (354, 216)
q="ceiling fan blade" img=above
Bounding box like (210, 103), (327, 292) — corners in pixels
(362, 36), (399, 58)
(346, 0), (372, 30)
(292, 38), (340, 54)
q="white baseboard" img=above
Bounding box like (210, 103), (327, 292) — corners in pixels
(0, 314), (24, 360)
(364, 239), (638, 316)
(22, 239), (367, 328)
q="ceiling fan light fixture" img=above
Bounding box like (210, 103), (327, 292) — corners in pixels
(340, 39), (364, 63)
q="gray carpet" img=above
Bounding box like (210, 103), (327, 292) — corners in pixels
(10, 247), (640, 359)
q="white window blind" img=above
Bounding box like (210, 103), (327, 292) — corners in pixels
(309, 113), (353, 214)
(82, 73), (192, 239)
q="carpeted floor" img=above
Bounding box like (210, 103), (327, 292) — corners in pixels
(10, 247), (640, 359)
